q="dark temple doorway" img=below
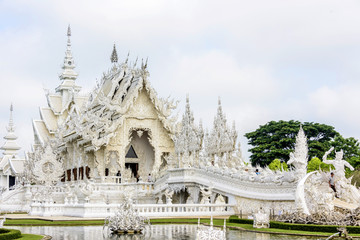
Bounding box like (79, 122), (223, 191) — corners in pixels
(125, 163), (139, 179)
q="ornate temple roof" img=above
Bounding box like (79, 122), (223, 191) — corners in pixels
(31, 27), (177, 152)
(59, 46), (177, 151)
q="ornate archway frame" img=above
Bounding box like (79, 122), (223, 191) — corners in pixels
(124, 127), (155, 180)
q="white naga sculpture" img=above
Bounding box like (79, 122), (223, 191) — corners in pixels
(287, 126), (308, 180)
(323, 147), (354, 178)
(164, 188), (174, 204)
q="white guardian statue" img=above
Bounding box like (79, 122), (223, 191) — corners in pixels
(323, 147), (354, 179)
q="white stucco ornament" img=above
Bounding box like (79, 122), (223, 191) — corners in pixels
(32, 145), (64, 185)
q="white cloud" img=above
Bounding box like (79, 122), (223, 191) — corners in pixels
(167, 50), (280, 100)
(1, 0), (360, 160)
(309, 84), (360, 138)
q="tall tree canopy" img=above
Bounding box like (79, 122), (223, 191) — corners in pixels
(245, 120), (345, 167)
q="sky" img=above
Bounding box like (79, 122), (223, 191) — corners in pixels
(1, 0), (360, 160)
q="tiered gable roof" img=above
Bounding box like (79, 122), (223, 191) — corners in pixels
(59, 53), (178, 151)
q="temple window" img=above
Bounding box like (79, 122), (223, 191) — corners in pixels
(126, 145), (138, 158)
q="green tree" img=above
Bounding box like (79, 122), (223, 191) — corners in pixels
(268, 159), (288, 171)
(245, 120), (339, 166)
(307, 157), (332, 172)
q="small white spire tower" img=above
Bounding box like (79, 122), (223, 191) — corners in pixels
(56, 25), (81, 94)
(1, 104), (21, 156)
(55, 25), (81, 108)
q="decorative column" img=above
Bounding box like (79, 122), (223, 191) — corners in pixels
(152, 150), (161, 176)
(94, 149), (104, 180)
(117, 146), (125, 173)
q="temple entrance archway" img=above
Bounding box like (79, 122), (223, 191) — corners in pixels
(125, 129), (155, 181)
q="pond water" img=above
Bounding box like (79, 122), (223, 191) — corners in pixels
(8, 224), (323, 240)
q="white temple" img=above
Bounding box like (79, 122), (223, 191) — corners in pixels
(0, 104), (25, 193)
(1, 26), (359, 219)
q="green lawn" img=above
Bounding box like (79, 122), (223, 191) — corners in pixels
(19, 234), (44, 240)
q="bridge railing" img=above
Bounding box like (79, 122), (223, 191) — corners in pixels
(29, 203), (235, 218)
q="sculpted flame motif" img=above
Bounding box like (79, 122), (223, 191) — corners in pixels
(287, 126), (308, 180)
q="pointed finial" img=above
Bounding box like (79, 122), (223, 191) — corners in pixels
(125, 51), (130, 64)
(10, 103), (13, 112)
(67, 24), (71, 37)
(110, 44), (118, 63)
(144, 57), (148, 68)
(133, 56), (138, 67)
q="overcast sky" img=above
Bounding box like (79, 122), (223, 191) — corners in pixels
(1, 0), (360, 160)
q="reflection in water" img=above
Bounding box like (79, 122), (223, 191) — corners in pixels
(8, 224), (321, 240)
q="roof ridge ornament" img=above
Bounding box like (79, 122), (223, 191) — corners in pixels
(110, 44), (118, 63)
(125, 51), (130, 64)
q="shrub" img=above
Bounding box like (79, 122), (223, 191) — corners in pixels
(0, 228), (22, 240)
(268, 159), (288, 171)
(270, 221), (360, 234)
(228, 216), (253, 224)
(307, 157), (332, 173)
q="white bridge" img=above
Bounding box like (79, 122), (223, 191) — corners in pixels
(0, 166), (298, 217)
(155, 168), (296, 201)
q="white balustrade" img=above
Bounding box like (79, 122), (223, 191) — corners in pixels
(29, 203), (235, 218)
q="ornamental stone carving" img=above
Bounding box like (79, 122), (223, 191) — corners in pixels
(31, 144), (64, 185)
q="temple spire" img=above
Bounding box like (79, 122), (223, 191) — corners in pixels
(110, 44), (118, 63)
(1, 104), (21, 156)
(7, 103), (14, 133)
(67, 24), (71, 37)
(56, 25), (81, 94)
(59, 24), (78, 82)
